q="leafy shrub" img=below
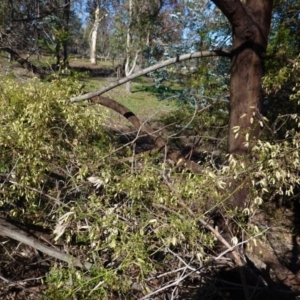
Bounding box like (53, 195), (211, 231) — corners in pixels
(1, 65), (300, 299)
(0, 76), (218, 298)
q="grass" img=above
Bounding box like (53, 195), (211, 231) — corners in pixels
(132, 82), (184, 97)
(69, 57), (117, 68)
(82, 77), (179, 123)
(0, 54), (180, 127)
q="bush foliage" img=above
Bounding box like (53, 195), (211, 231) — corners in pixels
(0, 65), (299, 298)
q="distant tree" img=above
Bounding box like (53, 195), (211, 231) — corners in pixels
(0, 0), (76, 69)
(62, 0), (71, 66)
(45, 0), (71, 67)
(86, 0), (110, 65)
(121, 0), (165, 92)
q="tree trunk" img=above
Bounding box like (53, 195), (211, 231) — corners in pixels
(213, 0), (273, 208)
(55, 39), (61, 67)
(90, 5), (101, 65)
(62, 0), (71, 66)
(125, 81), (131, 93)
(124, 0), (139, 93)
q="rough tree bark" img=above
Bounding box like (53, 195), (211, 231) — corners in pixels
(212, 0), (273, 208)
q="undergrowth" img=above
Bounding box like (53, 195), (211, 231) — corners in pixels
(0, 69), (300, 299)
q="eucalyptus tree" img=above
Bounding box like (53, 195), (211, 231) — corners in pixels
(111, 0), (166, 92)
(86, 0), (110, 65)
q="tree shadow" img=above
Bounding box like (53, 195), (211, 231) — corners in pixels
(189, 263), (300, 300)
(289, 198), (300, 272)
(188, 195), (300, 300)
(68, 65), (116, 77)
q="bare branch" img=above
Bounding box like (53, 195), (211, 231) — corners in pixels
(70, 49), (231, 103)
(162, 174), (245, 267)
(141, 231), (267, 300)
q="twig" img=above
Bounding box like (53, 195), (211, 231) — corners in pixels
(162, 173), (250, 298)
(146, 267), (187, 281)
(140, 269), (197, 300)
(0, 274), (48, 298)
(8, 180), (67, 207)
(140, 230), (267, 299)
(0, 157), (19, 189)
(88, 280), (104, 296)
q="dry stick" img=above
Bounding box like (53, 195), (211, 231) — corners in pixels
(162, 175), (244, 266)
(70, 50), (231, 102)
(90, 95), (209, 173)
(0, 275), (45, 297)
(0, 218), (92, 270)
(163, 175), (252, 299)
(140, 234), (265, 300)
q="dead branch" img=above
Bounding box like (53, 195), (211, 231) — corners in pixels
(0, 47), (47, 78)
(140, 234), (265, 300)
(161, 173), (244, 266)
(0, 217), (92, 270)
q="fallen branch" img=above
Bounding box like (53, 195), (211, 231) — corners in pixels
(0, 47), (47, 78)
(70, 49), (231, 103)
(90, 95), (209, 173)
(0, 217), (92, 270)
